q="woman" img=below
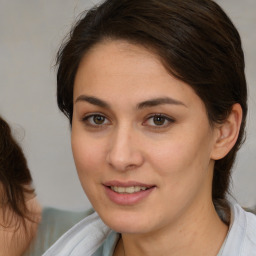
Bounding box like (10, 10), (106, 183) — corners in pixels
(0, 116), (41, 256)
(44, 0), (256, 255)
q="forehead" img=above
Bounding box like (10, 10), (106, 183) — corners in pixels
(75, 40), (177, 89)
(77, 40), (163, 78)
(73, 40), (203, 110)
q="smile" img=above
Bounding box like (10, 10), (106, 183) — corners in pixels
(104, 181), (156, 205)
(110, 186), (148, 194)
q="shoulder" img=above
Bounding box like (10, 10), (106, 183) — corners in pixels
(223, 203), (256, 256)
(242, 207), (256, 255)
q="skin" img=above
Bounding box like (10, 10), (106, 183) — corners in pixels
(0, 192), (41, 256)
(71, 40), (241, 255)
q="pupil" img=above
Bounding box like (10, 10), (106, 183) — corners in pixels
(94, 115), (104, 124)
(154, 116), (165, 125)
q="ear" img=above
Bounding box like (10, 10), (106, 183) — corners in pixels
(211, 103), (243, 160)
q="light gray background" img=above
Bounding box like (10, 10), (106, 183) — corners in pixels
(0, 0), (255, 211)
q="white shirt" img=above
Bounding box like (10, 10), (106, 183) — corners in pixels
(218, 203), (256, 255)
(43, 203), (256, 256)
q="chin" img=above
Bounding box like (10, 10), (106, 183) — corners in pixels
(98, 209), (154, 234)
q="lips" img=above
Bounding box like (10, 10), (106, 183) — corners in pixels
(103, 181), (156, 205)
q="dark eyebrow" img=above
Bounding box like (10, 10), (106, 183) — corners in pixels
(137, 97), (187, 109)
(75, 95), (186, 109)
(75, 95), (110, 108)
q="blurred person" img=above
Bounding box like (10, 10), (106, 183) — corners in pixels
(0, 116), (41, 256)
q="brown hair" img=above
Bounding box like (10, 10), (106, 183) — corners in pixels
(55, 0), (247, 217)
(0, 116), (35, 228)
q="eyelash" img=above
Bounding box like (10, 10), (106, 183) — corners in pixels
(81, 113), (111, 128)
(81, 113), (175, 129)
(143, 114), (175, 128)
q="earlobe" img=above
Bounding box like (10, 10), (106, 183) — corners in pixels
(211, 103), (243, 160)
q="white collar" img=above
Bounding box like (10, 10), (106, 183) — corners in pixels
(42, 211), (111, 256)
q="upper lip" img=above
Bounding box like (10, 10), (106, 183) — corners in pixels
(103, 180), (155, 188)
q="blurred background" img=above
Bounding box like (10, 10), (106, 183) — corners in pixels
(0, 0), (255, 211)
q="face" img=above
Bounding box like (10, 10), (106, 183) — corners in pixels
(72, 40), (219, 235)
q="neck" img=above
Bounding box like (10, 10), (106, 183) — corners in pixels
(115, 201), (228, 256)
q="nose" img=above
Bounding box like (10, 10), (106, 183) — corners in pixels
(106, 125), (144, 171)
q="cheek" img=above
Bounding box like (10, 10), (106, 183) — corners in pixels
(147, 127), (214, 182)
(71, 133), (106, 206)
(147, 134), (214, 212)
(71, 131), (104, 181)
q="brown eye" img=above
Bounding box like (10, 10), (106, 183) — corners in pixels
(143, 114), (175, 128)
(153, 116), (166, 126)
(82, 114), (110, 127)
(93, 115), (105, 125)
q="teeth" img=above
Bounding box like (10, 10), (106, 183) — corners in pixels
(111, 186), (148, 194)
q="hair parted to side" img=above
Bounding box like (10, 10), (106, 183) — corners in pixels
(56, 0), (247, 218)
(0, 116), (35, 229)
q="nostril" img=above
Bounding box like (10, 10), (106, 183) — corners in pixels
(125, 164), (137, 170)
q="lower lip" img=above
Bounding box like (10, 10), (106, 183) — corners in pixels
(104, 186), (155, 206)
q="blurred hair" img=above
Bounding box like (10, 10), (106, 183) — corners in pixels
(0, 116), (34, 229)
(55, 0), (247, 220)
